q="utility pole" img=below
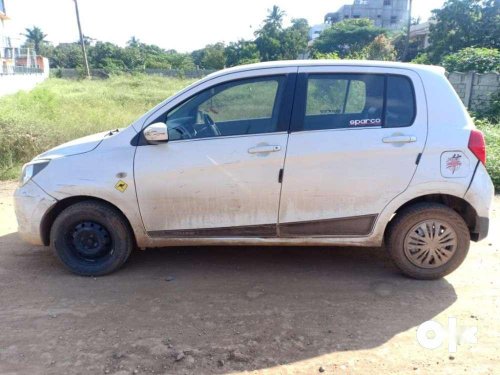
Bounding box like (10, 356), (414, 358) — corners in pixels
(73, 0), (91, 78)
(402, 0), (413, 62)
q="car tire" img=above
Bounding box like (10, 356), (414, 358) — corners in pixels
(386, 202), (470, 280)
(50, 201), (133, 276)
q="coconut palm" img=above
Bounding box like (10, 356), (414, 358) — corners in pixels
(266, 5), (286, 28)
(23, 26), (47, 55)
(127, 36), (141, 48)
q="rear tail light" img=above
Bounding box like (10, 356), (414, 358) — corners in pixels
(468, 129), (486, 165)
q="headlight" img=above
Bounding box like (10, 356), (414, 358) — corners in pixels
(20, 160), (50, 186)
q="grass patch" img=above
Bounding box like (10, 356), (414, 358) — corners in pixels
(0, 75), (193, 179)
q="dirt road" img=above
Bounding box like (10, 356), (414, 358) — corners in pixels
(0, 181), (498, 375)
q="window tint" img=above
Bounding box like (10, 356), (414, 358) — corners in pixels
(166, 77), (284, 141)
(300, 74), (416, 131)
(385, 76), (415, 128)
(304, 74), (384, 131)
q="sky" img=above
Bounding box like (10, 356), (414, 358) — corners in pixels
(4, 0), (446, 52)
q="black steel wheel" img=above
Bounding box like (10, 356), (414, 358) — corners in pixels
(50, 201), (133, 276)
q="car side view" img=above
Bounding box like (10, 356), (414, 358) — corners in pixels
(14, 61), (494, 279)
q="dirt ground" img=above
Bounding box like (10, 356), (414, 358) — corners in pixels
(0, 180), (498, 375)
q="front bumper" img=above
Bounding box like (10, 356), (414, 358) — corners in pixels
(14, 180), (57, 246)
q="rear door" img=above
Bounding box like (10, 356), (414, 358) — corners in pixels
(278, 66), (427, 237)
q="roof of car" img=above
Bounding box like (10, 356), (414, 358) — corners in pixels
(206, 60), (445, 79)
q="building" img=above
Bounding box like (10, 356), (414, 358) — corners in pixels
(309, 23), (329, 42)
(325, 0), (409, 30)
(409, 21), (433, 50)
(0, 0), (49, 96)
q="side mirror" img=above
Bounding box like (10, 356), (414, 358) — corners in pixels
(143, 122), (168, 144)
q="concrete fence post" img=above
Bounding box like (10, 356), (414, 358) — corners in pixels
(463, 72), (475, 109)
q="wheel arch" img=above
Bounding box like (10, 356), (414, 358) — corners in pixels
(40, 196), (137, 247)
(385, 193), (480, 241)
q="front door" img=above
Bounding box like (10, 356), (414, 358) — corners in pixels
(134, 73), (295, 237)
(279, 67), (427, 236)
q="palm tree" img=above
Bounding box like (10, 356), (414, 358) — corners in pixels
(23, 26), (47, 55)
(266, 5), (286, 28)
(127, 36), (141, 48)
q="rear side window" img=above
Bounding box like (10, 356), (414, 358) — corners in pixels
(300, 73), (415, 131)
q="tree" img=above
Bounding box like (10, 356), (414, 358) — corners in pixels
(364, 35), (397, 61)
(127, 36), (141, 48)
(266, 5), (286, 27)
(393, 32), (421, 62)
(255, 5), (285, 61)
(23, 26), (47, 55)
(200, 43), (226, 70)
(442, 47), (500, 73)
(50, 42), (83, 68)
(312, 19), (386, 58)
(427, 0), (500, 63)
(280, 18), (309, 59)
(225, 40), (260, 67)
(164, 52), (196, 71)
(89, 42), (122, 69)
(191, 48), (205, 68)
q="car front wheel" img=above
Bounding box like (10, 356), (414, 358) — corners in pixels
(50, 201), (133, 276)
(387, 203), (470, 280)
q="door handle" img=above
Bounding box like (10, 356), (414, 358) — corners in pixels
(382, 135), (417, 144)
(248, 145), (281, 154)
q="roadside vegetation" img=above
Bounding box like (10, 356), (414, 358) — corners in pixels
(0, 75), (193, 179)
(22, 1), (498, 75)
(476, 119), (500, 190)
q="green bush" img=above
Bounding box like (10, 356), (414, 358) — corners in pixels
(363, 34), (396, 61)
(475, 118), (500, 192)
(477, 90), (500, 123)
(442, 47), (500, 73)
(411, 53), (432, 65)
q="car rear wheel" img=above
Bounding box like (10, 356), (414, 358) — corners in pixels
(50, 201), (133, 276)
(386, 203), (470, 280)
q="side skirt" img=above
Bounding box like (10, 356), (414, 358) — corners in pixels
(147, 214), (378, 239)
(279, 215), (377, 237)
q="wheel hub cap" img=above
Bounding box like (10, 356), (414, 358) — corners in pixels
(72, 221), (111, 259)
(403, 220), (458, 269)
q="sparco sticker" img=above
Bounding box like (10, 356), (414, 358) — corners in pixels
(349, 118), (382, 127)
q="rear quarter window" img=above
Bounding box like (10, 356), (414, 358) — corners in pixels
(385, 75), (416, 128)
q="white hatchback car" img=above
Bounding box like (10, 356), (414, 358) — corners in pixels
(14, 61), (494, 279)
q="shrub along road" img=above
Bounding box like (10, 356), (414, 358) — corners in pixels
(0, 180), (499, 374)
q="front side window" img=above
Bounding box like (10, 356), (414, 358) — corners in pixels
(165, 76), (284, 141)
(300, 73), (415, 131)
